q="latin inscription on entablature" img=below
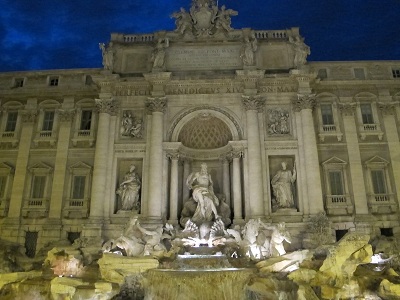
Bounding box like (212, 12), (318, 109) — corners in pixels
(166, 85), (243, 95)
(114, 87), (151, 96)
(166, 45), (242, 71)
(259, 86), (298, 93)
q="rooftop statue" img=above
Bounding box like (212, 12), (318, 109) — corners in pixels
(99, 42), (114, 71)
(289, 36), (311, 68)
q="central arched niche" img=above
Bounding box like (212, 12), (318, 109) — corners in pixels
(178, 112), (233, 149)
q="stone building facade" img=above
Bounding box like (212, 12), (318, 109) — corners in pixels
(0, 0), (399, 255)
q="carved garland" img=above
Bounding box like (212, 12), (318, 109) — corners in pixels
(21, 110), (38, 123)
(167, 105), (243, 140)
(58, 109), (76, 122)
(339, 103), (357, 116)
(378, 102), (399, 116)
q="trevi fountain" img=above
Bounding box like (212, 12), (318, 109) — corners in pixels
(1, 1), (400, 299)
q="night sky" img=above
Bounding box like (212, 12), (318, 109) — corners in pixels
(1, 0), (399, 72)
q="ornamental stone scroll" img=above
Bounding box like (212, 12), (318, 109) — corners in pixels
(21, 110), (38, 123)
(57, 109), (76, 122)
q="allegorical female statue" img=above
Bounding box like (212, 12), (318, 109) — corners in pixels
(116, 164), (141, 211)
(271, 161), (296, 209)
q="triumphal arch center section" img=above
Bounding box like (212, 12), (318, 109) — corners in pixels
(0, 0), (400, 259)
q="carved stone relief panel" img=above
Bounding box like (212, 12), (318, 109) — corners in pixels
(266, 107), (291, 136)
(119, 110), (144, 139)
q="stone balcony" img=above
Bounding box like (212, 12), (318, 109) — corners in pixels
(63, 198), (89, 219)
(22, 198), (49, 218)
(359, 123), (384, 140)
(318, 124), (343, 142)
(325, 194), (354, 215)
(368, 193), (397, 214)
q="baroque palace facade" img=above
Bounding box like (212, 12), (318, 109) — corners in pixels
(0, 0), (399, 256)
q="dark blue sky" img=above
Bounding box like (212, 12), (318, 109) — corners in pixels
(1, 0), (399, 72)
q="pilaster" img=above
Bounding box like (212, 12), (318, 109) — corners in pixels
(242, 95), (265, 218)
(339, 103), (369, 216)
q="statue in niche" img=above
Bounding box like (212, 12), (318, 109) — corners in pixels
(185, 163), (220, 225)
(120, 112), (143, 138)
(171, 8), (193, 35)
(116, 164), (141, 211)
(289, 36), (310, 68)
(99, 42), (114, 70)
(271, 161), (296, 209)
(152, 38), (169, 70)
(268, 109), (290, 135)
(240, 34), (257, 66)
(214, 5), (238, 33)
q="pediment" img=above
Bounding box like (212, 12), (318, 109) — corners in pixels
(365, 155), (389, 166)
(0, 162), (14, 174)
(28, 162), (53, 172)
(322, 156), (347, 166)
(69, 161), (92, 171)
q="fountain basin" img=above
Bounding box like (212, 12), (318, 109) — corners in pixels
(144, 268), (255, 300)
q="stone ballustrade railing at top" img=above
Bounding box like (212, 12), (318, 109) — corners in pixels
(114, 29), (291, 44)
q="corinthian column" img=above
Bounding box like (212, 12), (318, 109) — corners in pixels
(167, 151), (179, 224)
(146, 97), (167, 221)
(242, 95), (265, 218)
(89, 98), (118, 219)
(292, 94), (324, 214)
(231, 150), (243, 222)
(220, 155), (231, 206)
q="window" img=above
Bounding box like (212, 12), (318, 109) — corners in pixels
(328, 171), (344, 195)
(392, 69), (400, 78)
(14, 78), (24, 88)
(5, 112), (18, 132)
(322, 157), (353, 215)
(360, 103), (374, 124)
(320, 104), (334, 125)
(365, 156), (396, 214)
(49, 76), (59, 86)
(67, 232), (81, 244)
(42, 111), (55, 131)
(317, 69), (328, 80)
(72, 176), (86, 199)
(31, 175), (46, 199)
(80, 110), (92, 130)
(380, 228), (393, 237)
(354, 68), (365, 80)
(371, 170), (387, 195)
(0, 176), (6, 199)
(335, 229), (348, 241)
(25, 231), (38, 258)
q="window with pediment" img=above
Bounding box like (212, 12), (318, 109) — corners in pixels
(322, 157), (353, 215)
(72, 99), (96, 147)
(365, 156), (396, 214)
(63, 162), (92, 219)
(315, 94), (343, 142)
(0, 101), (23, 147)
(22, 162), (53, 218)
(0, 162), (14, 217)
(354, 93), (383, 140)
(33, 100), (61, 147)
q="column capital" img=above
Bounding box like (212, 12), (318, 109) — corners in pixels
(339, 103), (357, 116)
(146, 97), (167, 113)
(20, 109), (38, 123)
(57, 109), (76, 122)
(231, 150), (243, 159)
(292, 94), (316, 112)
(95, 98), (118, 115)
(242, 95), (265, 112)
(378, 101), (399, 116)
(166, 151), (180, 160)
